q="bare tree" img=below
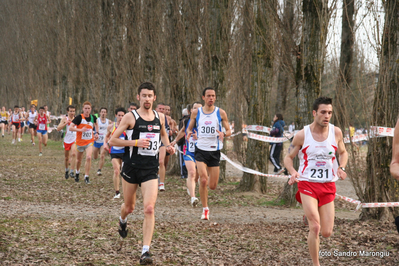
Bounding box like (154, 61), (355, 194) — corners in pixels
(363, 0), (399, 220)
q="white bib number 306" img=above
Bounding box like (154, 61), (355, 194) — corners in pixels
(138, 132), (160, 156)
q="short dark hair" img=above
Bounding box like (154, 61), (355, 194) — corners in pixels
(138, 82), (156, 95)
(275, 114), (283, 121)
(129, 102), (138, 108)
(202, 87), (215, 96)
(115, 107), (126, 115)
(14, 105), (19, 109)
(39, 106), (45, 110)
(66, 105), (75, 111)
(313, 97), (332, 111)
(186, 104), (192, 113)
(157, 102), (165, 107)
(100, 107), (107, 112)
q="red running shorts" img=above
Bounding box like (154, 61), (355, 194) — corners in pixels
(296, 181), (336, 207)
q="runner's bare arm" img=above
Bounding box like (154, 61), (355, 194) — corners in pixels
(160, 113), (175, 154)
(103, 124), (113, 151)
(391, 119), (399, 180)
(34, 115), (38, 124)
(186, 109), (198, 140)
(219, 109), (231, 139)
(170, 126), (186, 146)
(335, 127), (348, 180)
(68, 122), (85, 132)
(56, 117), (67, 131)
(284, 130), (304, 185)
(109, 112), (138, 147)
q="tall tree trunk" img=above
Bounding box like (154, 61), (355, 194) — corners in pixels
(280, 0), (330, 206)
(239, 0), (275, 193)
(363, 0), (399, 221)
(275, 0), (295, 114)
(334, 0), (355, 130)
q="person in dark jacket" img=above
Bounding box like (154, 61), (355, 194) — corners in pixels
(270, 113), (285, 174)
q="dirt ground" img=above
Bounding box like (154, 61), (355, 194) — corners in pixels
(0, 133), (398, 265)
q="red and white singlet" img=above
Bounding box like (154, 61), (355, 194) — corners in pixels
(297, 124), (339, 183)
(37, 114), (48, 131)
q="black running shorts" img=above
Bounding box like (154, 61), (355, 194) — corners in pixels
(194, 147), (221, 167)
(120, 164), (158, 186)
(110, 153), (124, 160)
(29, 124), (37, 129)
(12, 122), (20, 129)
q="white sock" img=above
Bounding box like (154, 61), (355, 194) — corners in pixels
(76, 170), (80, 174)
(203, 207), (209, 211)
(191, 197), (196, 201)
(84, 175), (89, 178)
(160, 182), (164, 185)
(65, 168), (69, 172)
(142, 245), (150, 255)
(119, 216), (127, 223)
(70, 170), (74, 174)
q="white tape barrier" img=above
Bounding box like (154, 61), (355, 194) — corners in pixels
(246, 125), (272, 133)
(247, 132), (292, 143)
(220, 152), (290, 179)
(370, 126), (394, 137)
(335, 193), (399, 210)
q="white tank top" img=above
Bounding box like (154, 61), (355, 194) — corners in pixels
(11, 113), (20, 123)
(95, 118), (109, 143)
(28, 111), (37, 123)
(195, 107), (223, 151)
(298, 124), (339, 183)
(64, 117), (77, 144)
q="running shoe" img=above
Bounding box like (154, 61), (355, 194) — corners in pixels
(65, 171), (69, 180)
(201, 209), (209, 220)
(69, 171), (75, 179)
(39, 152), (42, 156)
(75, 173), (80, 182)
(18, 138), (21, 142)
(159, 184), (165, 192)
(191, 197), (199, 208)
(2, 135), (4, 138)
(11, 139), (15, 144)
(139, 251), (153, 265)
(84, 176), (90, 184)
(118, 220), (128, 238)
(114, 193), (121, 199)
(277, 168), (285, 175)
(96, 169), (102, 176)
(32, 142), (35, 146)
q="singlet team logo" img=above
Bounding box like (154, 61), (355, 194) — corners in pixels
(204, 121), (212, 125)
(315, 161), (327, 167)
(146, 133), (156, 139)
(148, 125), (153, 131)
